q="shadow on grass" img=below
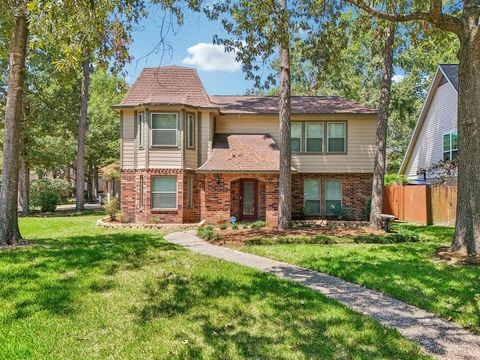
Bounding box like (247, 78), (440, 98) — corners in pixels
(264, 243), (480, 332)
(0, 231), (180, 320)
(133, 267), (427, 359)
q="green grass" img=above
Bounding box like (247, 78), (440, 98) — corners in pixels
(243, 223), (480, 333)
(0, 215), (430, 359)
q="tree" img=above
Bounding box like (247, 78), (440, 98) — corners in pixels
(345, 1), (480, 255)
(0, 1), (29, 245)
(370, 24), (395, 229)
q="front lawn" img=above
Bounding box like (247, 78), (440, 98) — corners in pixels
(0, 215), (429, 359)
(242, 223), (480, 333)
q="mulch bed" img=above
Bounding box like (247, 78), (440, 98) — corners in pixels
(436, 246), (480, 266)
(210, 226), (383, 246)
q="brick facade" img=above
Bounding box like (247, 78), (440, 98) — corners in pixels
(121, 170), (372, 225)
(292, 173), (373, 220)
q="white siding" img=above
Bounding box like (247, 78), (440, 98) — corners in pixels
(200, 111), (213, 166)
(216, 114), (376, 173)
(122, 110), (135, 169)
(405, 81), (458, 178)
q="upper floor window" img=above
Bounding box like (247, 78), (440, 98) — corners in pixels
(327, 123), (346, 153)
(137, 112), (144, 148)
(291, 122), (302, 152)
(151, 113), (177, 147)
(187, 113), (195, 149)
(291, 121), (347, 153)
(443, 130), (458, 161)
(305, 122), (324, 152)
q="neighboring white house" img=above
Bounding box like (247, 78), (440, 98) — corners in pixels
(400, 64), (458, 182)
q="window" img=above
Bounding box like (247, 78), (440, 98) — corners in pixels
(327, 122), (346, 153)
(291, 122), (302, 152)
(305, 122), (324, 152)
(443, 131), (458, 161)
(139, 175), (144, 208)
(325, 180), (342, 215)
(304, 179), (321, 215)
(152, 176), (177, 209)
(151, 113), (177, 147)
(187, 176), (193, 208)
(137, 113), (144, 148)
(187, 113), (195, 149)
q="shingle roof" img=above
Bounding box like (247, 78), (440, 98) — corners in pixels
(114, 66), (212, 108)
(197, 134), (291, 172)
(209, 95), (376, 114)
(439, 64), (459, 91)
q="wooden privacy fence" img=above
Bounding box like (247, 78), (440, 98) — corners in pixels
(383, 185), (457, 226)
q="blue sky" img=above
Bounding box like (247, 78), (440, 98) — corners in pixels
(123, 7), (254, 95)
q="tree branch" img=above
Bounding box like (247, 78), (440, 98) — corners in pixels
(346, 0), (463, 35)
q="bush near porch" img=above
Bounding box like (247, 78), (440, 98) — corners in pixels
(242, 223), (480, 333)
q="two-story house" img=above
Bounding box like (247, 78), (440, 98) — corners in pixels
(113, 66), (377, 225)
(400, 64), (459, 182)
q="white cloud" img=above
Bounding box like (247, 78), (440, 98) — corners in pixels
(182, 43), (241, 72)
(392, 74), (405, 83)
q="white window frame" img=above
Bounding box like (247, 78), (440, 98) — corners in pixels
(151, 112), (178, 147)
(151, 176), (178, 210)
(442, 130), (458, 161)
(327, 122), (347, 153)
(303, 179), (321, 215)
(187, 113), (195, 149)
(137, 112), (144, 148)
(305, 122), (324, 153)
(325, 179), (342, 216)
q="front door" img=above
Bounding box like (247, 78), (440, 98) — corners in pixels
(240, 179), (257, 221)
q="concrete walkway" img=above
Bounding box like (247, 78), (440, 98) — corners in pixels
(165, 230), (480, 360)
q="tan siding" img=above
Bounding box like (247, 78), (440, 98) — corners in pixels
(200, 111), (213, 166)
(148, 148), (182, 168)
(216, 114), (376, 173)
(122, 110), (135, 169)
(185, 149), (197, 169)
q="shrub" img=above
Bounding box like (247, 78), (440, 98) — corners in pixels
(384, 174), (409, 186)
(231, 223), (239, 230)
(104, 197), (119, 221)
(197, 225), (221, 241)
(30, 179), (73, 208)
(219, 223), (228, 230)
(293, 206), (307, 220)
(362, 199), (372, 221)
(251, 220), (267, 229)
(246, 235), (337, 246)
(36, 191), (59, 212)
(150, 215), (160, 224)
(330, 205), (347, 220)
(353, 232), (420, 244)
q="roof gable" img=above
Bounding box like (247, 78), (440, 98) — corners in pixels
(399, 65), (459, 175)
(117, 66), (212, 108)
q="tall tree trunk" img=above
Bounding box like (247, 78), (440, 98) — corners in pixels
(0, 6), (28, 246)
(18, 158), (29, 215)
(277, 0), (292, 230)
(75, 56), (90, 212)
(450, 29), (480, 255)
(87, 170), (93, 203)
(369, 25), (395, 230)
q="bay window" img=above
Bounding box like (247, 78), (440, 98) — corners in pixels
(151, 113), (177, 147)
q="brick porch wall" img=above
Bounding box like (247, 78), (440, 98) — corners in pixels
(291, 173), (373, 220)
(200, 173), (279, 226)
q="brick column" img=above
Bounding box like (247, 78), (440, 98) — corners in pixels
(265, 175), (279, 226)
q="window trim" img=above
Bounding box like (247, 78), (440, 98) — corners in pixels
(187, 113), (195, 149)
(326, 122), (347, 153)
(139, 175), (144, 208)
(325, 179), (343, 216)
(187, 176), (193, 208)
(303, 179), (321, 216)
(150, 112), (179, 148)
(304, 122), (324, 153)
(151, 175), (178, 210)
(442, 130), (458, 161)
(137, 112), (144, 148)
